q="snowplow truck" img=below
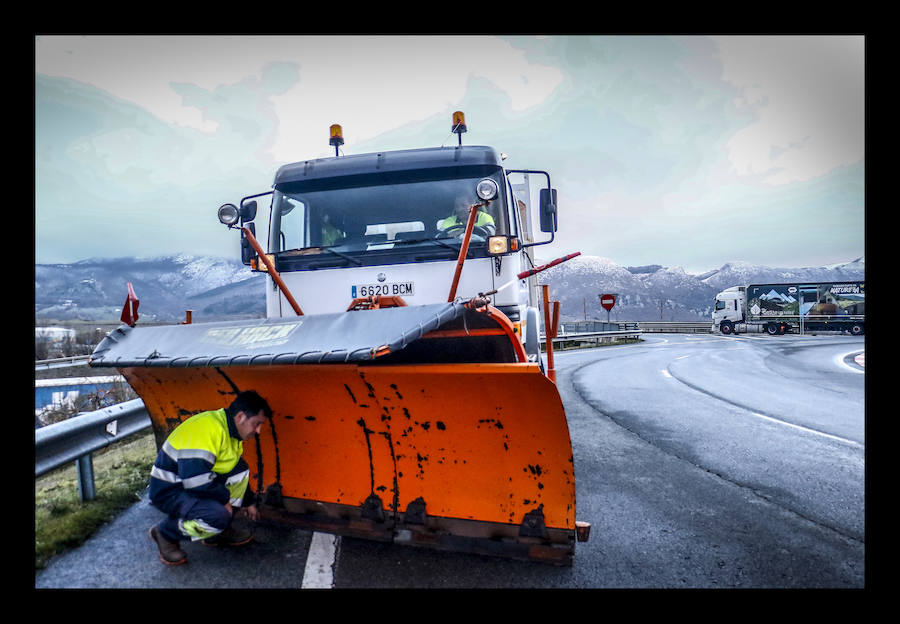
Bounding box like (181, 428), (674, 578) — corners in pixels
(90, 113), (589, 565)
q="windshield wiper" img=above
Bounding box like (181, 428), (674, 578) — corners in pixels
(281, 246), (364, 266)
(390, 237), (461, 251)
(322, 247), (363, 265)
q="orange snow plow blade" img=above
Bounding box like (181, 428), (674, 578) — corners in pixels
(91, 303), (579, 564)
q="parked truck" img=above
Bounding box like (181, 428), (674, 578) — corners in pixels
(712, 281), (865, 336)
(90, 112), (590, 565)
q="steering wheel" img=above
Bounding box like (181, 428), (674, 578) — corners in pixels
(438, 225), (492, 239)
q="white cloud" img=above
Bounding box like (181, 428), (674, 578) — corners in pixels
(35, 35), (261, 131)
(35, 35), (564, 163)
(34, 35), (863, 270)
(266, 36), (564, 161)
(712, 35), (864, 185)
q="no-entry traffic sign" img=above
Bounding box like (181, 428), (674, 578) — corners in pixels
(600, 294), (616, 311)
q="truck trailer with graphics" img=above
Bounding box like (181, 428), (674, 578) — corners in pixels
(712, 281), (865, 336)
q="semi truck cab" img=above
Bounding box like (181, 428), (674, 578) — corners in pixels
(712, 286), (745, 334)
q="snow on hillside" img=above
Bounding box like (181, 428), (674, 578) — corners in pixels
(35, 254), (864, 323)
(537, 254), (864, 322)
(35, 255), (265, 322)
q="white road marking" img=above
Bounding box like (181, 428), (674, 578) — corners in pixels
(750, 412), (862, 448)
(835, 350), (865, 374)
(301, 532), (339, 589)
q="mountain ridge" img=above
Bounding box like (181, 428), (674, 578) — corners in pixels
(34, 255), (865, 323)
(536, 254), (864, 321)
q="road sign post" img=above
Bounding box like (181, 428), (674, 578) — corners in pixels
(600, 293), (616, 324)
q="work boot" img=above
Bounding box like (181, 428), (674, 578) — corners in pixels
(202, 524), (253, 547)
(149, 524), (187, 565)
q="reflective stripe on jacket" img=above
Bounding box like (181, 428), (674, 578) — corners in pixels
(149, 408), (245, 507)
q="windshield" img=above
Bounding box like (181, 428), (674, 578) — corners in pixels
(269, 170), (508, 267)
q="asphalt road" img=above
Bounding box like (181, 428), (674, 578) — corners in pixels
(35, 332), (865, 589)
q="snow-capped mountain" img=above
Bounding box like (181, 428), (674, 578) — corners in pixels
(536, 255), (721, 322)
(34, 255), (865, 323)
(759, 290), (797, 304)
(697, 257), (866, 291)
(35, 255), (265, 322)
(536, 255), (864, 322)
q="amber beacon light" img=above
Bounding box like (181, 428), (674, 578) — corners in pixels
(329, 124), (344, 156)
(452, 111), (467, 145)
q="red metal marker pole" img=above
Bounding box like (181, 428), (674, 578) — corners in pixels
(542, 284), (558, 383)
(242, 226), (304, 316)
(120, 282), (140, 327)
(447, 204), (481, 302)
(517, 251), (581, 280)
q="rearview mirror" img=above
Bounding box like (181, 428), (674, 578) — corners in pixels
(240, 200), (258, 222)
(539, 188), (557, 233)
(241, 222), (258, 265)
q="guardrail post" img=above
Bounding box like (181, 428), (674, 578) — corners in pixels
(35, 399), (152, 502)
(76, 455), (96, 501)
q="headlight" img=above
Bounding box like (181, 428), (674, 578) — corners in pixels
(487, 236), (508, 255)
(218, 203), (240, 226)
(476, 178), (499, 201)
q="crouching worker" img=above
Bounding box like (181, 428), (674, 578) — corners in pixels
(147, 390), (272, 565)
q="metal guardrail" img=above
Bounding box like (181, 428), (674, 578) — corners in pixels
(541, 320), (714, 340)
(558, 321), (639, 333)
(35, 399), (151, 501)
(541, 326), (643, 347)
(550, 331), (642, 348)
(35, 355), (91, 371)
(637, 322), (712, 333)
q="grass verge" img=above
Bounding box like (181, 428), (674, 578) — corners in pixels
(35, 429), (157, 571)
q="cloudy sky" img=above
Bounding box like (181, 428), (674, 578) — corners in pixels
(34, 35), (864, 273)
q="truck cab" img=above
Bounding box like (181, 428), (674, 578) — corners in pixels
(712, 286), (745, 334)
(219, 118), (559, 363)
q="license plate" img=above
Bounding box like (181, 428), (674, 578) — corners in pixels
(352, 282), (415, 297)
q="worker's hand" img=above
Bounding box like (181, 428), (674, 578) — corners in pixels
(224, 502), (233, 516)
(243, 504), (260, 522)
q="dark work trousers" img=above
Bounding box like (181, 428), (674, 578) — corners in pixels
(152, 459), (250, 543)
(154, 493), (233, 543)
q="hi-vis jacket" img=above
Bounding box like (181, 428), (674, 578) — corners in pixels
(149, 408), (251, 508)
(438, 211), (495, 233)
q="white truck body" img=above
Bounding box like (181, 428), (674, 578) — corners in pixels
(267, 256), (530, 317)
(712, 281), (865, 336)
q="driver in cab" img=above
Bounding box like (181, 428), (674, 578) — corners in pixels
(320, 211), (345, 246)
(437, 199), (495, 238)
